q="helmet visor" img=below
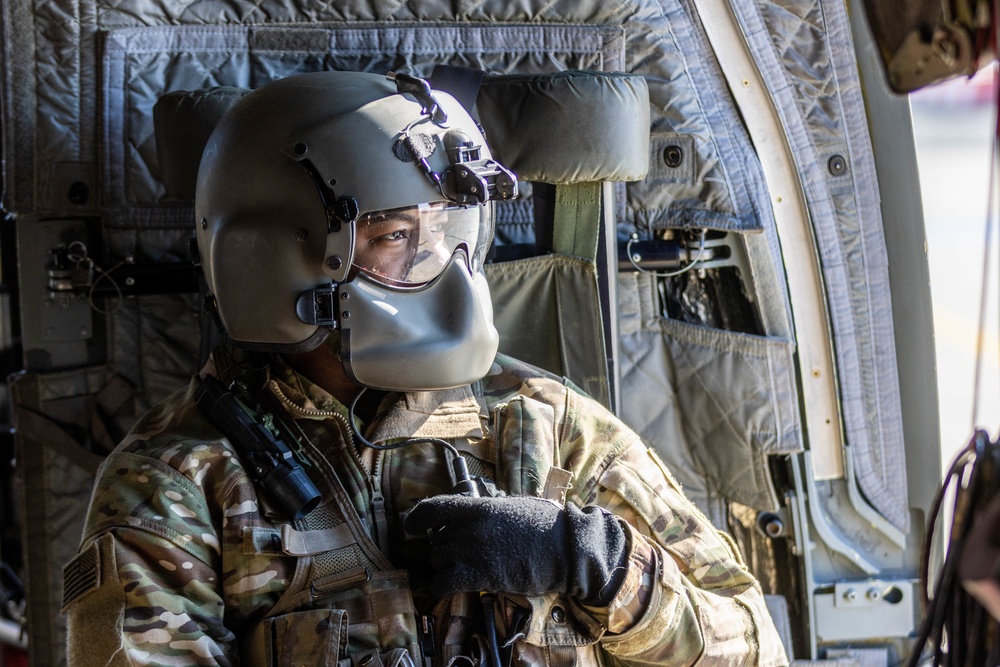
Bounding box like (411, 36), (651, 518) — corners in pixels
(352, 203), (494, 287)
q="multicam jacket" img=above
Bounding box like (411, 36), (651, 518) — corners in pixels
(63, 354), (788, 666)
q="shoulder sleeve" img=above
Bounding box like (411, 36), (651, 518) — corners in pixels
(70, 381), (287, 657)
(84, 449), (226, 565)
(66, 390), (238, 666)
(64, 528), (237, 666)
(83, 380), (243, 562)
(561, 389), (789, 667)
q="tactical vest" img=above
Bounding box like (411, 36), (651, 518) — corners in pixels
(236, 392), (606, 667)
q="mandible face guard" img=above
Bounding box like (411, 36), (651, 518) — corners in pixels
(336, 248), (500, 391)
(295, 208), (500, 390)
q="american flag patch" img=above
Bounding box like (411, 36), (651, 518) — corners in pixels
(61, 541), (100, 611)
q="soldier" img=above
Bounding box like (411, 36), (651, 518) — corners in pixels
(62, 70), (788, 666)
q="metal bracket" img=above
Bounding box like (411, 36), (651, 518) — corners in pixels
(16, 218), (98, 370)
(802, 452), (880, 575)
(814, 579), (916, 642)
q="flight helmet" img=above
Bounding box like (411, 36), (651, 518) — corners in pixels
(195, 70), (517, 390)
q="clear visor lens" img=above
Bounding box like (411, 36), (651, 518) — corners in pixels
(352, 202), (493, 287)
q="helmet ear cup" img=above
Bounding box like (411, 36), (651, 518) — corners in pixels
(201, 195), (331, 352)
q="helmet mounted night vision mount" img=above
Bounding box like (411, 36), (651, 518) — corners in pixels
(387, 71), (518, 206)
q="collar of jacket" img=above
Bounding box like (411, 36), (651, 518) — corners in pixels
(266, 356), (491, 444)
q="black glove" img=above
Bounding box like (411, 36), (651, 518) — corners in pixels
(404, 494), (629, 606)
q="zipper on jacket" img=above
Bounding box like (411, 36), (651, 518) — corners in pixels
(270, 380), (391, 555)
(370, 449), (391, 556)
(490, 403), (506, 489)
(325, 410), (391, 554)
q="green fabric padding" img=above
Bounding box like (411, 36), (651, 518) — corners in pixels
(552, 183), (602, 261)
(478, 70), (650, 184)
(485, 255), (610, 409)
(152, 70), (650, 201)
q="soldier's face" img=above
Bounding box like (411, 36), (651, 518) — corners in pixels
(353, 208), (421, 284)
(351, 204), (470, 286)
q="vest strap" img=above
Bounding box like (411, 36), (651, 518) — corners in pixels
(281, 522), (358, 556)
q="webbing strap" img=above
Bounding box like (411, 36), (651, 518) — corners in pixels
(14, 407), (105, 475)
(541, 467), (573, 503)
(280, 523), (358, 556)
(429, 65), (486, 118)
(552, 183), (602, 261)
(244, 523), (359, 556)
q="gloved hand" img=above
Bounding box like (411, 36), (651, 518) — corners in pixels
(403, 494), (629, 606)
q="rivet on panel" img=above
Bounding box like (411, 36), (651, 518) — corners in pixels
(828, 154), (847, 176)
(663, 145), (684, 168)
(68, 181), (90, 204)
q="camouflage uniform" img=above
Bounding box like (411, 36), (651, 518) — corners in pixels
(64, 354), (788, 666)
